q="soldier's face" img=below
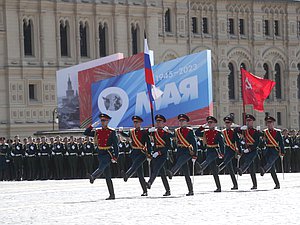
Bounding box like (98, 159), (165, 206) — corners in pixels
(207, 120), (216, 129)
(179, 119), (187, 127)
(101, 119), (109, 127)
(224, 121), (232, 129)
(133, 121), (141, 128)
(266, 121), (274, 129)
(156, 120), (164, 128)
(246, 119), (254, 127)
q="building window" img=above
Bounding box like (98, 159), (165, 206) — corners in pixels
(239, 19), (245, 35)
(80, 22), (88, 57)
(298, 21), (300, 36)
(275, 20), (279, 36)
(297, 64), (300, 99)
(263, 63), (270, 99)
(131, 24), (139, 55)
(60, 20), (69, 57)
(99, 23), (108, 57)
(228, 18), (234, 35)
(264, 20), (270, 36)
(228, 63), (235, 100)
(29, 84), (37, 101)
(202, 17), (208, 34)
(192, 17), (197, 34)
(165, 8), (171, 32)
(23, 19), (33, 56)
(275, 63), (282, 99)
(277, 112), (282, 126)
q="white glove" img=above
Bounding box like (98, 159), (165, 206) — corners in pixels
(11, 152), (15, 157)
(152, 152), (159, 158)
(240, 125), (248, 130)
(111, 158), (117, 163)
(241, 141), (245, 145)
(285, 139), (290, 143)
(231, 123), (239, 128)
(163, 126), (169, 132)
(6, 160), (10, 163)
(52, 151), (55, 155)
(256, 126), (261, 131)
(118, 143), (123, 148)
(148, 127), (156, 132)
(91, 120), (100, 128)
(294, 145), (299, 148)
(192, 157), (197, 163)
(125, 143), (129, 148)
(243, 149), (250, 154)
(25, 153), (29, 157)
(118, 127), (123, 132)
(151, 142), (155, 147)
(81, 152), (84, 156)
(38, 153), (41, 156)
(66, 152), (69, 156)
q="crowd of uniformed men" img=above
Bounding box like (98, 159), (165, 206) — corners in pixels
(1, 113), (300, 198)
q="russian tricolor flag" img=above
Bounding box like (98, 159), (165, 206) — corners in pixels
(144, 38), (163, 106)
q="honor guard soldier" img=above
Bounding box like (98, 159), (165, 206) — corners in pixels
(236, 114), (260, 190)
(218, 115), (242, 190)
(282, 129), (291, 173)
(66, 136), (79, 178)
(195, 116), (224, 192)
(25, 136), (37, 180)
(38, 136), (50, 180)
(11, 136), (24, 181)
(166, 114), (197, 196)
(52, 136), (64, 179)
(119, 115), (151, 196)
(84, 113), (119, 200)
(260, 116), (284, 189)
(290, 130), (299, 172)
(146, 114), (171, 196)
(0, 137), (10, 181)
(81, 137), (94, 176)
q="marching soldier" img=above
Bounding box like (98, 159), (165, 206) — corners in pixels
(260, 116), (284, 189)
(146, 114), (171, 196)
(0, 137), (10, 181)
(218, 115), (242, 190)
(84, 113), (119, 200)
(25, 136), (37, 180)
(166, 114), (197, 196)
(52, 136), (64, 179)
(119, 115), (151, 196)
(66, 136), (79, 178)
(38, 136), (50, 180)
(282, 129), (291, 173)
(236, 114), (260, 190)
(82, 137), (94, 176)
(11, 136), (24, 181)
(195, 116), (224, 192)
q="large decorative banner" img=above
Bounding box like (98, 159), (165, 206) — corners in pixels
(56, 53), (124, 129)
(91, 50), (213, 127)
(78, 52), (148, 128)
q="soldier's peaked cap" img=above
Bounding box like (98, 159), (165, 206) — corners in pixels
(0, 137), (5, 141)
(206, 116), (218, 123)
(265, 116), (276, 122)
(245, 114), (256, 121)
(99, 113), (111, 120)
(178, 114), (190, 122)
(155, 114), (166, 122)
(223, 116), (233, 122)
(132, 115), (143, 122)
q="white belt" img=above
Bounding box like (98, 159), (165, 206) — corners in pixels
(27, 155), (35, 157)
(15, 154), (22, 157)
(284, 147), (290, 149)
(41, 153), (48, 156)
(70, 153), (77, 156)
(85, 153), (93, 155)
(55, 153), (62, 155)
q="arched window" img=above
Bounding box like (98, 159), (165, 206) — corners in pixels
(80, 22), (88, 57)
(263, 63), (270, 99)
(131, 24), (139, 55)
(60, 20), (69, 57)
(275, 63), (282, 99)
(228, 63), (235, 100)
(165, 8), (171, 32)
(297, 63), (300, 99)
(99, 23), (108, 57)
(23, 19), (33, 56)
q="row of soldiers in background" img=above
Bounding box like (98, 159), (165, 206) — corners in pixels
(1, 126), (300, 182)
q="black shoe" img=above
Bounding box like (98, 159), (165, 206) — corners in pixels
(145, 182), (151, 189)
(274, 185), (280, 189)
(105, 195), (115, 200)
(259, 167), (265, 176)
(87, 173), (94, 184)
(141, 192), (148, 196)
(214, 188), (221, 192)
(231, 186), (238, 190)
(251, 186), (257, 190)
(186, 191), (194, 196)
(166, 170), (173, 179)
(237, 168), (243, 176)
(163, 190), (171, 196)
(121, 171), (128, 182)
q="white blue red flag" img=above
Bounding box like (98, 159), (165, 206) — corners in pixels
(144, 38), (163, 107)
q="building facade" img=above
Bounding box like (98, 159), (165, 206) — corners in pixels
(1, 0), (300, 138)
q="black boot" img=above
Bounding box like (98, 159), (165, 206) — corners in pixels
(106, 195), (115, 200)
(231, 186), (238, 190)
(163, 190), (171, 196)
(259, 167), (265, 176)
(166, 170), (173, 179)
(141, 192), (148, 196)
(186, 191), (194, 196)
(274, 185), (280, 189)
(87, 173), (94, 184)
(214, 188), (221, 192)
(237, 168), (243, 176)
(106, 178), (115, 200)
(251, 186), (257, 190)
(121, 170), (128, 182)
(145, 181), (151, 189)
